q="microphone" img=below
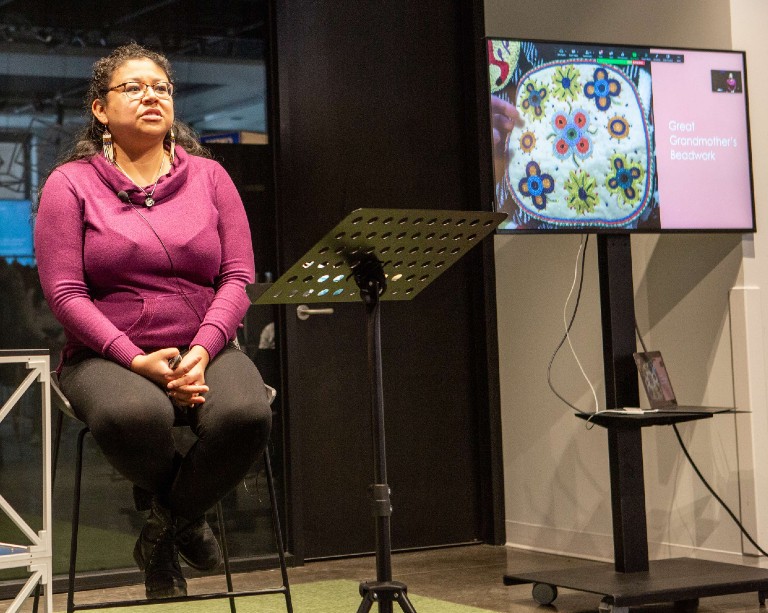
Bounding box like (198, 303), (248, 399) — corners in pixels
(117, 190), (130, 203)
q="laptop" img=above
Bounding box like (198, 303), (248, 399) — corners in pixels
(632, 351), (737, 414)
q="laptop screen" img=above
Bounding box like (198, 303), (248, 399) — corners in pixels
(633, 351), (677, 409)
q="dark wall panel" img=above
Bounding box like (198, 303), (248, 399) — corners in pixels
(273, 0), (503, 559)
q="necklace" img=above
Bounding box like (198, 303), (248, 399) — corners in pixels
(114, 155), (166, 207)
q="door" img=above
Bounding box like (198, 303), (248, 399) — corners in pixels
(272, 0), (503, 559)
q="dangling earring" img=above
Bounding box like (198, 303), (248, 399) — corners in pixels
(102, 126), (114, 164)
(167, 127), (176, 165)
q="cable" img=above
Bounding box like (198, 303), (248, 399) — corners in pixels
(547, 235), (597, 416)
(672, 423), (768, 557)
(563, 238), (600, 414)
(634, 323), (768, 556)
(634, 318), (649, 353)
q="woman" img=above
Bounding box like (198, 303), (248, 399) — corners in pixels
(34, 43), (271, 599)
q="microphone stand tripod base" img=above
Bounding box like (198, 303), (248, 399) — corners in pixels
(357, 580), (416, 613)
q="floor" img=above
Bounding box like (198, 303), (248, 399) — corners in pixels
(4, 545), (768, 612)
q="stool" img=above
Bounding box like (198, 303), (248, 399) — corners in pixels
(47, 373), (293, 613)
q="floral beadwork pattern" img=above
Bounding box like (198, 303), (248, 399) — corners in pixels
(518, 161), (555, 210)
(606, 154), (644, 206)
(551, 65), (581, 101)
(520, 80), (548, 121)
(584, 67), (621, 111)
(503, 60), (653, 228)
(520, 131), (536, 153)
(607, 115), (630, 140)
(564, 171), (599, 215)
(551, 109), (592, 160)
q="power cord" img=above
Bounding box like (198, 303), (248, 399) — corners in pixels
(634, 322), (768, 557)
(671, 423), (768, 556)
(634, 319), (649, 353)
(547, 234), (599, 416)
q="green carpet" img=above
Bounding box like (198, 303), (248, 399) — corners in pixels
(0, 517), (137, 580)
(65, 579), (496, 613)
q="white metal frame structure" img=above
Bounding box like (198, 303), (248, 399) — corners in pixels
(0, 349), (53, 613)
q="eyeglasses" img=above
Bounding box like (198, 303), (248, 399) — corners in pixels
(104, 81), (174, 100)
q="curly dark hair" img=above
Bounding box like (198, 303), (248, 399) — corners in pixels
(58, 42), (211, 164)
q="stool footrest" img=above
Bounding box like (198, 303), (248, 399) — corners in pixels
(71, 586), (291, 611)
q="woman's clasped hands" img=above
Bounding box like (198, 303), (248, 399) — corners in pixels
(131, 346), (211, 407)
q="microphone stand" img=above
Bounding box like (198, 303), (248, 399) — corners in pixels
(247, 207), (505, 613)
(354, 256), (416, 613)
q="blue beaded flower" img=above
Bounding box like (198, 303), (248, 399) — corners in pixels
(520, 80), (548, 121)
(606, 154), (643, 205)
(584, 67), (621, 111)
(518, 161), (555, 210)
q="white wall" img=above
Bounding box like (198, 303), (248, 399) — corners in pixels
(489, 0), (768, 563)
(728, 0), (768, 555)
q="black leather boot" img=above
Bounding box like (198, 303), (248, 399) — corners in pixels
(133, 499), (187, 599)
(133, 484), (152, 512)
(177, 514), (223, 571)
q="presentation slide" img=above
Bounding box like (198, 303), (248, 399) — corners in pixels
(651, 49), (752, 229)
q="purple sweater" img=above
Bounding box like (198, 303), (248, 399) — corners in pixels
(35, 147), (255, 369)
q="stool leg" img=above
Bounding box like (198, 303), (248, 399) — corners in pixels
(31, 586), (41, 613)
(51, 409), (65, 489)
(264, 450), (293, 613)
(215, 501), (237, 613)
(67, 428), (88, 613)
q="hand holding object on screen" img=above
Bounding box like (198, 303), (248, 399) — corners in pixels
(491, 95), (518, 151)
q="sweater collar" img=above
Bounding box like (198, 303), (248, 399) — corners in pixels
(89, 146), (190, 207)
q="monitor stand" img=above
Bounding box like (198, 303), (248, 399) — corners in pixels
(503, 234), (768, 612)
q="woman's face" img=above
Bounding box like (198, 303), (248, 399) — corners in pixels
(91, 57), (175, 149)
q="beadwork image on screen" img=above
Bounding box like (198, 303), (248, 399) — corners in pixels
(507, 61), (654, 228)
(489, 41), (658, 231)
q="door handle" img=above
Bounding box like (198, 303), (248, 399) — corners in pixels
(296, 304), (335, 321)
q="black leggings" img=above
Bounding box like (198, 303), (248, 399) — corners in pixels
(59, 346), (272, 520)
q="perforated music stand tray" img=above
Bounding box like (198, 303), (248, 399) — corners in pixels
(248, 208), (505, 613)
(249, 208), (505, 306)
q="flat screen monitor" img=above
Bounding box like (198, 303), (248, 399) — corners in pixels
(486, 38), (755, 233)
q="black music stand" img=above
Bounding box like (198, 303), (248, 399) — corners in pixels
(249, 208), (505, 612)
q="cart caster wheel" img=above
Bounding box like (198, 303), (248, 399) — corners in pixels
(674, 598), (699, 612)
(598, 597), (628, 613)
(532, 582), (557, 605)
